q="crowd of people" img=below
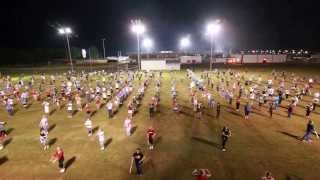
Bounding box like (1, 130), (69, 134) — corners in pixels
(0, 67), (319, 179)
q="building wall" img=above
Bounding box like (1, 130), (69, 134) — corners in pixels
(180, 56), (202, 64)
(141, 60), (180, 70)
(215, 54), (287, 64)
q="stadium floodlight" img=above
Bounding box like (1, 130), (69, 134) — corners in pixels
(142, 37), (153, 51)
(58, 27), (73, 72)
(131, 19), (146, 70)
(206, 20), (221, 71)
(180, 36), (191, 50)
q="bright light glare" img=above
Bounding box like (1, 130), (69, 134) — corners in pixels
(180, 37), (191, 49)
(206, 21), (221, 35)
(131, 21), (146, 34)
(58, 27), (72, 34)
(142, 38), (153, 49)
(65, 27), (72, 34)
(58, 28), (65, 34)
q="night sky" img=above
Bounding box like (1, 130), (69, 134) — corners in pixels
(0, 0), (319, 54)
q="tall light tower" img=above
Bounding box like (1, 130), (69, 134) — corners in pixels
(58, 27), (74, 72)
(206, 20), (221, 71)
(131, 19), (146, 70)
(101, 38), (106, 59)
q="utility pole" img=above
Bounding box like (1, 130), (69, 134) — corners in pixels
(102, 38), (106, 59)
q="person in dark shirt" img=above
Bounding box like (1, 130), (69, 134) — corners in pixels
(269, 102), (273, 118)
(130, 148), (145, 176)
(235, 98), (240, 111)
(244, 102), (251, 120)
(216, 102), (221, 118)
(302, 120), (318, 142)
(221, 126), (232, 151)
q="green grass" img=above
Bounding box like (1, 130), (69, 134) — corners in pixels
(0, 66), (320, 180)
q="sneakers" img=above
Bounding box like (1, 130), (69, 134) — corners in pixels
(0, 145), (3, 150)
(100, 147), (105, 150)
(222, 148), (226, 152)
(60, 168), (65, 173)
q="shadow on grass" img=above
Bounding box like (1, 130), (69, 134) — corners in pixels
(65, 156), (76, 170)
(6, 128), (14, 135)
(90, 110), (97, 117)
(3, 138), (12, 148)
(191, 136), (220, 149)
(49, 109), (56, 116)
(48, 138), (57, 146)
(104, 138), (112, 148)
(286, 174), (303, 180)
(92, 126), (99, 134)
(12, 109), (18, 116)
(179, 110), (194, 118)
(273, 112), (289, 118)
(155, 136), (162, 146)
(72, 110), (78, 116)
(227, 110), (242, 117)
(279, 131), (301, 141)
(131, 126), (138, 135)
(48, 124), (56, 132)
(0, 156), (8, 165)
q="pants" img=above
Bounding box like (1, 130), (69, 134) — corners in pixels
(135, 162), (143, 175)
(7, 109), (13, 116)
(222, 136), (228, 149)
(58, 159), (64, 169)
(288, 111), (292, 118)
(303, 131), (312, 141)
(108, 109), (113, 118)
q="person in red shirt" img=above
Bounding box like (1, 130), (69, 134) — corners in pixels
(192, 169), (212, 180)
(50, 147), (65, 173)
(146, 127), (156, 150)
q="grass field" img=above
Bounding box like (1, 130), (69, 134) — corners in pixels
(0, 66), (320, 180)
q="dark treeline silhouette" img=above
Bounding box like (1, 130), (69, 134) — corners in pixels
(0, 47), (100, 66)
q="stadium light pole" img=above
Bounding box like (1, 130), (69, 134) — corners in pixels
(206, 20), (221, 71)
(58, 27), (74, 72)
(101, 38), (106, 59)
(142, 37), (153, 59)
(131, 19), (146, 70)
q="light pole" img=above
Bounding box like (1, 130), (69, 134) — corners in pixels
(58, 27), (74, 72)
(206, 20), (221, 71)
(101, 38), (106, 59)
(131, 19), (146, 70)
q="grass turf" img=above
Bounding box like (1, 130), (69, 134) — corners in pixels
(0, 66), (320, 180)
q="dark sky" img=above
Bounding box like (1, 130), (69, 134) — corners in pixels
(0, 0), (319, 55)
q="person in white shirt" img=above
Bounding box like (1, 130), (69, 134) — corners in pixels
(96, 128), (105, 150)
(106, 102), (113, 118)
(124, 117), (132, 136)
(42, 100), (50, 115)
(67, 101), (73, 118)
(39, 115), (49, 132)
(84, 118), (93, 136)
